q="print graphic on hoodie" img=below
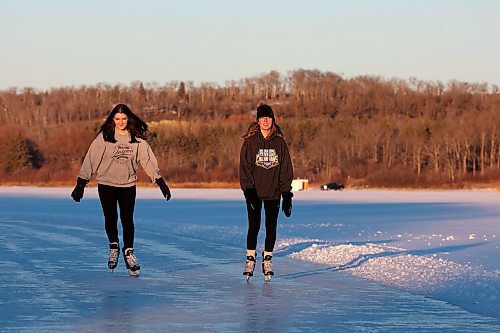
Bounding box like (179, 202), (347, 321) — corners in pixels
(255, 149), (279, 169)
(112, 144), (134, 164)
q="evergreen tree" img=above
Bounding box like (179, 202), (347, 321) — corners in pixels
(177, 81), (186, 99)
(2, 134), (32, 173)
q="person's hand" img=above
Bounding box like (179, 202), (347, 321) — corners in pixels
(71, 177), (88, 202)
(244, 188), (259, 210)
(281, 191), (293, 217)
(155, 177), (171, 201)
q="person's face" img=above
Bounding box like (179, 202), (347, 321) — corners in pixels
(113, 112), (128, 132)
(258, 117), (273, 131)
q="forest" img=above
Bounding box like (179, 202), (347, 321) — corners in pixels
(1, 69), (499, 188)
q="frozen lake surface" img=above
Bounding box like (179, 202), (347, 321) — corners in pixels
(0, 187), (499, 332)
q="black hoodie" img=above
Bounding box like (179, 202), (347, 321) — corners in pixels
(239, 131), (293, 200)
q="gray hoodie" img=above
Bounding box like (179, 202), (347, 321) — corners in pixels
(78, 132), (161, 187)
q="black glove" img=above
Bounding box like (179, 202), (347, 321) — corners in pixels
(244, 188), (259, 210)
(71, 177), (88, 202)
(155, 177), (171, 201)
(281, 191), (293, 217)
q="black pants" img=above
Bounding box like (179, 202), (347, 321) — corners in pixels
(246, 199), (280, 253)
(98, 184), (136, 249)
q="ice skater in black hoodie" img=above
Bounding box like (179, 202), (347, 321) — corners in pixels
(240, 103), (294, 281)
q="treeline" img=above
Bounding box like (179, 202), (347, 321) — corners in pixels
(1, 69), (500, 188)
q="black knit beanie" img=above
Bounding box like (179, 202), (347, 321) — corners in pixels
(256, 104), (275, 120)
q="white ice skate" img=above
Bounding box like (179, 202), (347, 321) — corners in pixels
(108, 242), (119, 271)
(123, 247), (140, 277)
(243, 255), (256, 282)
(262, 254), (274, 282)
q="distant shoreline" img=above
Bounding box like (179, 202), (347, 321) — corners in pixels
(0, 181), (498, 191)
(0, 181), (241, 189)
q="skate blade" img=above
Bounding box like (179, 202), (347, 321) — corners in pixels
(264, 275), (272, 282)
(128, 270), (140, 277)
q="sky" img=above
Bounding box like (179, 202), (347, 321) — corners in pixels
(1, 0), (499, 91)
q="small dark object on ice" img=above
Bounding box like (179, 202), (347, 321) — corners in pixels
(320, 182), (345, 191)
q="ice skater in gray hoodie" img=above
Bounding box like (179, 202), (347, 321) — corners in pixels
(71, 104), (171, 276)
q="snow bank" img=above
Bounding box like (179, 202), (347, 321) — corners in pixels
(288, 240), (500, 318)
(4, 186), (500, 203)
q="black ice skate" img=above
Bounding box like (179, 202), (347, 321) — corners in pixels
(122, 247), (140, 277)
(243, 255), (256, 281)
(108, 242), (119, 271)
(262, 254), (274, 282)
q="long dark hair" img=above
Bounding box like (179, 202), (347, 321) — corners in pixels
(99, 104), (148, 143)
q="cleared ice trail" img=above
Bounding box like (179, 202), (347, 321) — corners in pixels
(0, 190), (499, 332)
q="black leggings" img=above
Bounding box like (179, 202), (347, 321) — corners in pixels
(98, 184), (136, 249)
(246, 199), (280, 253)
